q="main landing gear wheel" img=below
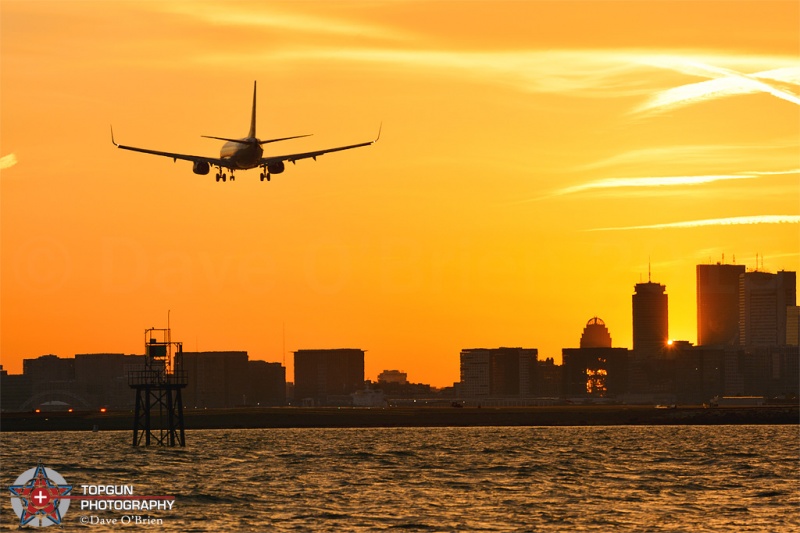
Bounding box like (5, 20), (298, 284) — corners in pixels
(259, 173), (271, 182)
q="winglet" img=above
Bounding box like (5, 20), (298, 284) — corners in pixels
(374, 122), (382, 143)
(110, 125), (119, 147)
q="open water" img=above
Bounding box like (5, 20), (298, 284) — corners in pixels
(1, 425), (798, 531)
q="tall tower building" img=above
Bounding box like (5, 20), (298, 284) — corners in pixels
(697, 263), (746, 346)
(739, 270), (797, 347)
(632, 281), (668, 358)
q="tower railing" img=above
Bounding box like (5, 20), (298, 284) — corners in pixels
(128, 370), (188, 387)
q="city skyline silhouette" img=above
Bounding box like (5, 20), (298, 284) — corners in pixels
(6, 262), (800, 407)
(1, 3), (797, 531)
(2, 1), (798, 389)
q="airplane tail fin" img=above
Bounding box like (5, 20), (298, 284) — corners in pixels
(249, 81), (257, 138)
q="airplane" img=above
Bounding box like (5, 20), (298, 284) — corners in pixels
(111, 81), (379, 182)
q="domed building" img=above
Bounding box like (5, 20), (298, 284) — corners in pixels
(580, 317), (612, 348)
(563, 317), (630, 399)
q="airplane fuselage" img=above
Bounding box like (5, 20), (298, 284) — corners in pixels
(220, 138), (263, 169)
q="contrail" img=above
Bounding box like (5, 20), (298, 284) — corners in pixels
(637, 61), (800, 113)
(746, 168), (800, 176)
(504, 168), (795, 206)
(553, 174), (754, 196)
(588, 215), (800, 232)
(547, 168), (798, 198)
(0, 153), (18, 170)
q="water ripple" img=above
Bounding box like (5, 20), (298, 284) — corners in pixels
(1, 426), (798, 531)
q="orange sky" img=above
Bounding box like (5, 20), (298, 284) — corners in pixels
(2, 1), (798, 386)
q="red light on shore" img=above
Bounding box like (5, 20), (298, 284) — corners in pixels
(68, 408), (74, 413)
(35, 409), (41, 413)
(99, 408), (107, 413)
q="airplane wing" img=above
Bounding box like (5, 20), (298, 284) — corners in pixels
(261, 125), (381, 166)
(110, 127), (234, 169)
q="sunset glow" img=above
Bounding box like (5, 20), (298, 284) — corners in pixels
(2, 1), (798, 387)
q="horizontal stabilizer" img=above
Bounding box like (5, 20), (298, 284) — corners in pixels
(200, 134), (312, 145)
(259, 134), (313, 145)
(201, 135), (250, 143)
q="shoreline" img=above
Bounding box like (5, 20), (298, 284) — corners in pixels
(1, 405), (797, 432)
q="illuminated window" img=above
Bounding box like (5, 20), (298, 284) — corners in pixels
(586, 368), (608, 396)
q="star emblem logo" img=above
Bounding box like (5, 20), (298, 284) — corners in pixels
(8, 464), (72, 527)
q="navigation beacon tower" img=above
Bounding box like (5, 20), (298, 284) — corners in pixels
(128, 327), (188, 446)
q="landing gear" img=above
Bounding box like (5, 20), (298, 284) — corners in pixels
(215, 172), (227, 182)
(259, 172), (271, 182)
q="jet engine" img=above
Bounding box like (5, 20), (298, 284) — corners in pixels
(267, 161), (285, 175)
(192, 161), (210, 175)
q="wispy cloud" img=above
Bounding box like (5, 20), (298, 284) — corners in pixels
(189, 45), (800, 107)
(277, 48), (800, 101)
(588, 215), (800, 232)
(271, 48), (657, 97)
(635, 58), (800, 113)
(548, 168), (798, 197)
(574, 144), (800, 173)
(746, 169), (800, 176)
(0, 153), (18, 170)
(504, 167), (797, 206)
(553, 174), (755, 196)
(159, 3), (411, 41)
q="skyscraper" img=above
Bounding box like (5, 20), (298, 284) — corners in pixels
(739, 270), (797, 347)
(632, 281), (668, 358)
(697, 263), (746, 346)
